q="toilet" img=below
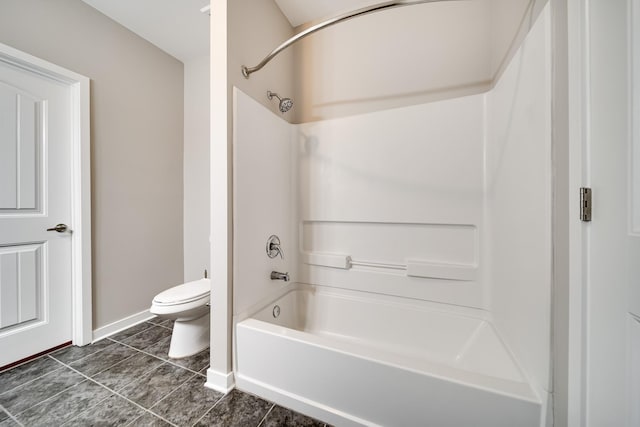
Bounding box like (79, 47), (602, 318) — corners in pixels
(150, 278), (210, 359)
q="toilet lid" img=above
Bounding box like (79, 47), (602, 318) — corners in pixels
(153, 278), (210, 306)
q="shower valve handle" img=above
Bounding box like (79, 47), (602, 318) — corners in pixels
(269, 242), (284, 259)
(266, 235), (284, 259)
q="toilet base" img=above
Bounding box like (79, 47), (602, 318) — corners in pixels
(168, 312), (210, 359)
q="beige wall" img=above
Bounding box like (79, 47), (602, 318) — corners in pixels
(228, 0), (295, 119)
(0, 0), (184, 329)
(290, 0), (549, 123)
(292, 1), (492, 122)
(184, 55), (210, 282)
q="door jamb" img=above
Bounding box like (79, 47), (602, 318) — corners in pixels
(565, 0), (588, 424)
(0, 42), (92, 346)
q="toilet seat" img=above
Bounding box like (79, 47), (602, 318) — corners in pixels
(149, 278), (211, 358)
(152, 279), (210, 307)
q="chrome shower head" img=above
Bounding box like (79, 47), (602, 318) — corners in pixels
(267, 91), (293, 113)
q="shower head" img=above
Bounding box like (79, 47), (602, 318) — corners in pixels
(267, 91), (293, 113)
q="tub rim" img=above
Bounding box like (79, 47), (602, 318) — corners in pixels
(234, 283), (540, 404)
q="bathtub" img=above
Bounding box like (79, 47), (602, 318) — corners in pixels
(235, 285), (541, 426)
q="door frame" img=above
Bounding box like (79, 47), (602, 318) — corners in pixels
(0, 42), (92, 346)
(563, 0), (637, 424)
(562, 0), (588, 424)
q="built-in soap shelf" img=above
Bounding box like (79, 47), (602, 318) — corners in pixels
(301, 252), (477, 281)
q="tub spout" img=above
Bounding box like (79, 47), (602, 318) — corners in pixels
(270, 271), (290, 282)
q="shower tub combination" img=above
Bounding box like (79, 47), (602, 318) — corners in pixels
(235, 285), (541, 427)
(232, 1), (549, 425)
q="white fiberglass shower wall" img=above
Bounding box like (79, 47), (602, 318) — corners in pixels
(294, 94), (485, 305)
(229, 2), (551, 426)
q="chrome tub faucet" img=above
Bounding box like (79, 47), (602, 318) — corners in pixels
(270, 271), (290, 282)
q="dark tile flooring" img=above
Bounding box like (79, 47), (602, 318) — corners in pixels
(0, 318), (328, 427)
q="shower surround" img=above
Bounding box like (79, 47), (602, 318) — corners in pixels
(232, 4), (551, 426)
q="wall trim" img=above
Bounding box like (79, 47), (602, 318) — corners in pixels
(0, 42), (92, 347)
(92, 309), (154, 343)
(205, 368), (235, 394)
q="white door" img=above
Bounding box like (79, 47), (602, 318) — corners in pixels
(0, 57), (73, 367)
(584, 0), (640, 425)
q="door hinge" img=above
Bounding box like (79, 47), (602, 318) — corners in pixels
(580, 187), (592, 222)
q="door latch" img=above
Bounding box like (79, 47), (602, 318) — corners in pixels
(46, 223), (69, 233)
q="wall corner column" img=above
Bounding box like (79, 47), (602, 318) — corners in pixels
(206, 0), (235, 393)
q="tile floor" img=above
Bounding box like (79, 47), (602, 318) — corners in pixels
(0, 318), (329, 427)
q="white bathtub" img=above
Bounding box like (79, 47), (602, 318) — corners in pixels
(235, 285), (541, 426)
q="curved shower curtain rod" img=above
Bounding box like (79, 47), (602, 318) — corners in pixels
(241, 0), (459, 78)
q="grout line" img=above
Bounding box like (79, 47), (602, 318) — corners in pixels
(49, 341), (117, 366)
(147, 372), (199, 412)
(64, 348), (140, 382)
(106, 322), (158, 345)
(113, 339), (208, 377)
(189, 388), (234, 427)
(4, 326), (214, 427)
(163, 359), (208, 377)
(149, 371), (225, 427)
(145, 319), (174, 331)
(0, 402), (24, 427)
(58, 390), (115, 427)
(0, 351), (56, 375)
(0, 357), (74, 401)
(55, 358), (180, 427)
(123, 411), (178, 427)
(84, 352), (168, 394)
(145, 323), (173, 332)
(256, 403), (276, 427)
(9, 375), (93, 420)
(5, 350), (283, 427)
(9, 350), (128, 417)
(0, 357), (66, 398)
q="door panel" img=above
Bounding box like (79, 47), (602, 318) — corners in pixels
(0, 85), (41, 211)
(0, 58), (72, 367)
(0, 244), (42, 329)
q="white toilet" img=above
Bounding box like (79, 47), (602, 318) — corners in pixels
(150, 278), (210, 359)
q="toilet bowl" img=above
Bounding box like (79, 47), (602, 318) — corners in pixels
(150, 278), (210, 359)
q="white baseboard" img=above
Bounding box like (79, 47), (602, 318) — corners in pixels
(205, 368), (235, 394)
(92, 309), (155, 343)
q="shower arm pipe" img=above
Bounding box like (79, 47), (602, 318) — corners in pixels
(241, 0), (456, 78)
